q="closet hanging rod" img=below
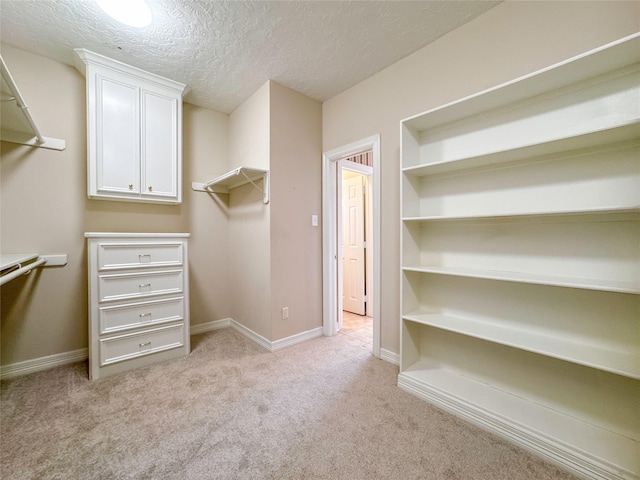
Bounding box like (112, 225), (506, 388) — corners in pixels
(0, 55), (44, 145)
(0, 257), (47, 286)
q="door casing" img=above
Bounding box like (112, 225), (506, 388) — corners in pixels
(322, 134), (380, 358)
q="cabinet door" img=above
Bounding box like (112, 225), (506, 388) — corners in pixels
(141, 90), (179, 201)
(95, 74), (140, 196)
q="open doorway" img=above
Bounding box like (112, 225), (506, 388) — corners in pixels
(338, 159), (373, 346)
(322, 135), (380, 357)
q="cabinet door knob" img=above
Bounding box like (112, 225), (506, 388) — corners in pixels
(129, 184), (134, 190)
(148, 186), (153, 192)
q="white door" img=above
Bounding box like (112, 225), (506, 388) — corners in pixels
(141, 89), (179, 200)
(342, 174), (366, 315)
(95, 74), (140, 196)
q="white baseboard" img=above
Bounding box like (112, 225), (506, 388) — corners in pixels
(230, 320), (323, 352)
(271, 327), (323, 351)
(190, 318), (232, 335)
(0, 348), (88, 380)
(380, 348), (399, 365)
(397, 374), (634, 480)
(230, 319), (272, 351)
(2, 321), (336, 380)
(2, 318), (233, 380)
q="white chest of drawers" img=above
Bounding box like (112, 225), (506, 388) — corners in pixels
(85, 233), (190, 380)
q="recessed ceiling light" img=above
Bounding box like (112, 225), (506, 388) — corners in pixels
(96, 0), (152, 28)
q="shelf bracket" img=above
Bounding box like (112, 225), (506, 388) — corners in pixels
(237, 169), (269, 205)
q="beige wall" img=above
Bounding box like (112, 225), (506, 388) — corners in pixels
(0, 45), (231, 365)
(322, 0), (640, 354)
(269, 81), (322, 340)
(228, 82), (271, 338)
(227, 80), (323, 342)
(183, 104), (231, 326)
(229, 81), (270, 171)
(1, 45), (88, 364)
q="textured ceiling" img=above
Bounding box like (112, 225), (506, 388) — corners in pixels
(0, 1), (501, 114)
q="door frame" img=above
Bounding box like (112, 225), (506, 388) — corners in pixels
(322, 134), (380, 358)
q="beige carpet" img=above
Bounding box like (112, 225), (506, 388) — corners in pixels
(1, 327), (576, 479)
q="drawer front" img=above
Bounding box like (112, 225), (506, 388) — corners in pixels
(99, 269), (183, 302)
(100, 323), (185, 366)
(99, 296), (184, 334)
(98, 242), (183, 270)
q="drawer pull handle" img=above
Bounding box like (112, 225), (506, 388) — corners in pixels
(139, 341), (151, 348)
(139, 312), (152, 318)
(138, 254), (151, 261)
(139, 283), (151, 289)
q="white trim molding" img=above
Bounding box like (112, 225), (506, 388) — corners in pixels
(230, 320), (323, 352)
(322, 134), (381, 358)
(1, 321), (325, 380)
(190, 318), (232, 335)
(271, 327), (324, 351)
(380, 349), (400, 366)
(397, 374), (634, 480)
(0, 348), (88, 380)
(230, 320), (272, 351)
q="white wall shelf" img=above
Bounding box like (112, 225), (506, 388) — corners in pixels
(402, 313), (639, 379)
(402, 206), (640, 223)
(0, 54), (65, 151)
(192, 166), (269, 204)
(400, 33), (640, 480)
(402, 266), (639, 295)
(402, 123), (639, 178)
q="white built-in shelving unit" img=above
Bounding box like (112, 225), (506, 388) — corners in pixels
(399, 34), (639, 480)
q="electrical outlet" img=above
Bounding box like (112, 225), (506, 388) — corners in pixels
(282, 307), (289, 320)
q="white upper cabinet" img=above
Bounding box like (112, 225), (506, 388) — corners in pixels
(74, 49), (186, 204)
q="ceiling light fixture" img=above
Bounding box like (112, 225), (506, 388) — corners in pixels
(96, 0), (152, 28)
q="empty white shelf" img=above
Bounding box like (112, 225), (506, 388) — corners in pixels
(192, 166), (269, 204)
(402, 123), (640, 178)
(402, 206), (640, 223)
(402, 312), (639, 379)
(402, 265), (640, 294)
(1, 253), (39, 270)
